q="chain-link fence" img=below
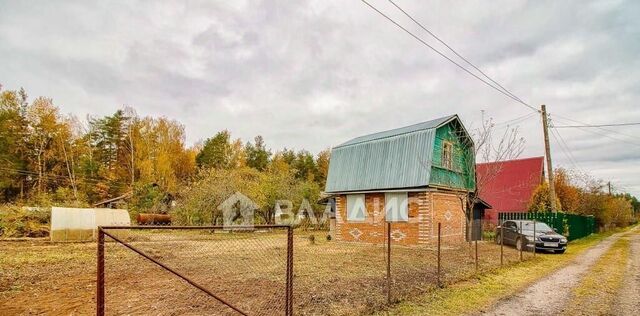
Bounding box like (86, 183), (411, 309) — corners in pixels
(288, 220), (530, 315)
(96, 221), (537, 315)
(98, 225), (292, 316)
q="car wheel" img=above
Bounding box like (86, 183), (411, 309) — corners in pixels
(516, 237), (522, 251)
(555, 249), (566, 254)
(495, 233), (501, 244)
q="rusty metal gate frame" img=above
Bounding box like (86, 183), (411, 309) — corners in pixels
(96, 225), (294, 316)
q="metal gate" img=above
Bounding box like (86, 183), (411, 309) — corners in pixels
(97, 225), (293, 316)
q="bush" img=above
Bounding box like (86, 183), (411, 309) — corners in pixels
(0, 205), (50, 238)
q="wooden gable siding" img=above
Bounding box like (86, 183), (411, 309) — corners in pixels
(429, 121), (476, 191)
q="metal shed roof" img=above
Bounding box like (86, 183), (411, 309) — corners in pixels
(325, 115), (458, 193)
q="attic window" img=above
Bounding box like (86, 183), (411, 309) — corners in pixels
(442, 141), (453, 169)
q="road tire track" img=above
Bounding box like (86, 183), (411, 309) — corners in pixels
(479, 229), (635, 316)
(613, 231), (640, 315)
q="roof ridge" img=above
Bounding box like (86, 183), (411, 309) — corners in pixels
(335, 114), (457, 148)
(476, 156), (544, 165)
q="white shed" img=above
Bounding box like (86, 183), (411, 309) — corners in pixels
(50, 207), (130, 241)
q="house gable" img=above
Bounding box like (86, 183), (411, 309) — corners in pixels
(429, 119), (475, 192)
(325, 114), (475, 193)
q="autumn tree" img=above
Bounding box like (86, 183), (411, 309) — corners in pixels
(528, 182), (563, 212)
(553, 168), (580, 213)
(196, 130), (232, 169)
(315, 148), (331, 186)
(245, 135), (271, 171)
(0, 87), (28, 200)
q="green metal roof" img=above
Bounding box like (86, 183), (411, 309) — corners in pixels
(325, 115), (458, 193)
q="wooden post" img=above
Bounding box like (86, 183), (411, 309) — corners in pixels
(533, 219), (537, 258)
(97, 228), (104, 316)
(286, 226), (294, 316)
(500, 222), (504, 267)
(437, 222), (442, 288)
(519, 223), (523, 262)
(386, 221), (391, 304)
(474, 238), (478, 272)
(541, 104), (557, 213)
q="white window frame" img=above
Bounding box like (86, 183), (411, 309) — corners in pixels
(346, 194), (367, 222)
(385, 192), (408, 222)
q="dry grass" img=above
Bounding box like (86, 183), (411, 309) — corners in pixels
(383, 228), (634, 316)
(1, 229), (527, 316)
(562, 231), (633, 316)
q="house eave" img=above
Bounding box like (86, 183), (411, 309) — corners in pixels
(326, 186), (435, 195)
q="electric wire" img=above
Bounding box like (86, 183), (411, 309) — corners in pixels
(550, 113), (640, 142)
(549, 123), (584, 174)
(493, 112), (537, 127)
(550, 115), (640, 148)
(386, 0), (528, 106)
(0, 167), (134, 189)
(360, 0), (539, 113)
(553, 122), (640, 128)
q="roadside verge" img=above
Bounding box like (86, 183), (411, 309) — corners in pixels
(379, 227), (636, 316)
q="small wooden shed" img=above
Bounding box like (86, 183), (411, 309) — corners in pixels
(325, 115), (475, 245)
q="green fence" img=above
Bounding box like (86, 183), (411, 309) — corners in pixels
(498, 212), (596, 241)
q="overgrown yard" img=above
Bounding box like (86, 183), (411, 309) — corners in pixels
(1, 230), (525, 315)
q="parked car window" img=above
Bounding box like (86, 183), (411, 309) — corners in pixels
(521, 222), (553, 232)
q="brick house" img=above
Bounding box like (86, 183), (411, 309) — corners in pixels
(324, 115), (476, 245)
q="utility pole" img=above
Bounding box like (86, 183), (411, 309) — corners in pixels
(541, 105), (558, 212)
(608, 181), (612, 196)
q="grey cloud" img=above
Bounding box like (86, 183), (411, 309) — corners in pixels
(0, 0), (639, 195)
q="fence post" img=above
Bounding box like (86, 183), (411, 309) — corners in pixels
(386, 221), (391, 304)
(474, 238), (478, 272)
(533, 219), (536, 258)
(437, 222), (441, 288)
(500, 221), (504, 266)
(286, 226), (294, 316)
(97, 227), (105, 316)
(519, 223), (523, 262)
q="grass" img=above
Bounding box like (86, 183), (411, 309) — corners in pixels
(3, 228), (630, 316)
(381, 228), (630, 316)
(0, 241), (95, 266)
(562, 230), (634, 315)
(1, 229), (523, 315)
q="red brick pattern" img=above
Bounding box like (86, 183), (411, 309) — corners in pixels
(334, 191), (465, 245)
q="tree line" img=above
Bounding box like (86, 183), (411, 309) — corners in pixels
(0, 85), (330, 222)
(529, 168), (639, 229)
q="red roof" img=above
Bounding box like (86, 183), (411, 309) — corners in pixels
(476, 157), (544, 218)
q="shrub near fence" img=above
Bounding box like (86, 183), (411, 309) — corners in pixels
(498, 212), (596, 241)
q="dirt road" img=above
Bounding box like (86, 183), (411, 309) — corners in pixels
(481, 228), (639, 316)
(614, 232), (640, 315)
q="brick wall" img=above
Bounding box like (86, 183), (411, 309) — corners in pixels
(334, 190), (465, 245)
(430, 192), (466, 243)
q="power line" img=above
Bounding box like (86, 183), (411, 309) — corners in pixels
(386, 0), (529, 106)
(549, 124), (583, 173)
(550, 115), (640, 148)
(553, 122), (640, 128)
(493, 112), (537, 127)
(550, 113), (640, 142)
(360, 0), (539, 113)
(0, 167), (133, 189)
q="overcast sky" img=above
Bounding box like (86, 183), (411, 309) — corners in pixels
(1, 0), (639, 195)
